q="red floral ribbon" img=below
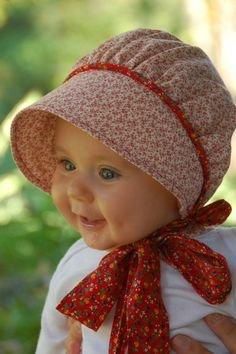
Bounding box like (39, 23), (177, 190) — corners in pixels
(56, 199), (232, 353)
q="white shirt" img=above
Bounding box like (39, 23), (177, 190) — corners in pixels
(35, 226), (236, 354)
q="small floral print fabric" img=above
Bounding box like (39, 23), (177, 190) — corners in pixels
(56, 200), (232, 354)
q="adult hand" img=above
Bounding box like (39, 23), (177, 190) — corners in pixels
(171, 313), (236, 353)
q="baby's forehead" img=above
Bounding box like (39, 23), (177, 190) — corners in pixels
(54, 117), (137, 169)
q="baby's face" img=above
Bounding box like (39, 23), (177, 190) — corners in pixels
(51, 118), (180, 251)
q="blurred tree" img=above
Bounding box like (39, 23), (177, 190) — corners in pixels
(0, 0), (187, 121)
(184, 0), (236, 97)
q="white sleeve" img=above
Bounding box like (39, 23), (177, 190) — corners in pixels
(35, 271), (68, 354)
(35, 239), (88, 354)
(35, 238), (108, 354)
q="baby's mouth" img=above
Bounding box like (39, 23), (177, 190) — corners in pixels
(79, 216), (106, 230)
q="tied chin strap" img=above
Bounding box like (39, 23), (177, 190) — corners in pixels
(56, 200), (232, 354)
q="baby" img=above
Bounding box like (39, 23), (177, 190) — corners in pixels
(10, 28), (236, 353)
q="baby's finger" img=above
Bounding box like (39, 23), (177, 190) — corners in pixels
(68, 319), (82, 338)
(66, 318), (82, 354)
(204, 313), (236, 353)
(66, 339), (81, 354)
(171, 335), (213, 354)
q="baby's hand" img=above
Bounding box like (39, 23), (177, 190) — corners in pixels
(66, 317), (82, 354)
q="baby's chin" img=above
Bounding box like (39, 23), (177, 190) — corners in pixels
(81, 236), (119, 253)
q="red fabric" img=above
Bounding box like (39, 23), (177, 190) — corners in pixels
(56, 200), (232, 353)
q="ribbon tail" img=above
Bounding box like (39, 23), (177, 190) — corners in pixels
(110, 244), (170, 354)
(108, 273), (130, 354)
(108, 253), (138, 354)
(160, 235), (232, 304)
(56, 247), (132, 331)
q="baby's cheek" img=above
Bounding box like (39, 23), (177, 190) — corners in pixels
(51, 175), (75, 226)
(105, 205), (139, 244)
(51, 184), (63, 213)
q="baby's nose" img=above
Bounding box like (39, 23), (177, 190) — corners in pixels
(67, 175), (94, 203)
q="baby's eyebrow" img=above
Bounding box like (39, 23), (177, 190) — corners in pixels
(54, 145), (124, 165)
(54, 146), (68, 154)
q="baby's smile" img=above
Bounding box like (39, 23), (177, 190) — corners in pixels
(78, 215), (107, 230)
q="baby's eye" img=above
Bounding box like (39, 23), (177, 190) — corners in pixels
(99, 167), (120, 180)
(59, 159), (76, 172)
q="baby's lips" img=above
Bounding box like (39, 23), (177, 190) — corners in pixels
(79, 215), (106, 228)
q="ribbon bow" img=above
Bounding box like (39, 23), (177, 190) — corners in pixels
(56, 199), (232, 353)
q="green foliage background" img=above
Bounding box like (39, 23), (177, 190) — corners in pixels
(0, 1), (235, 353)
